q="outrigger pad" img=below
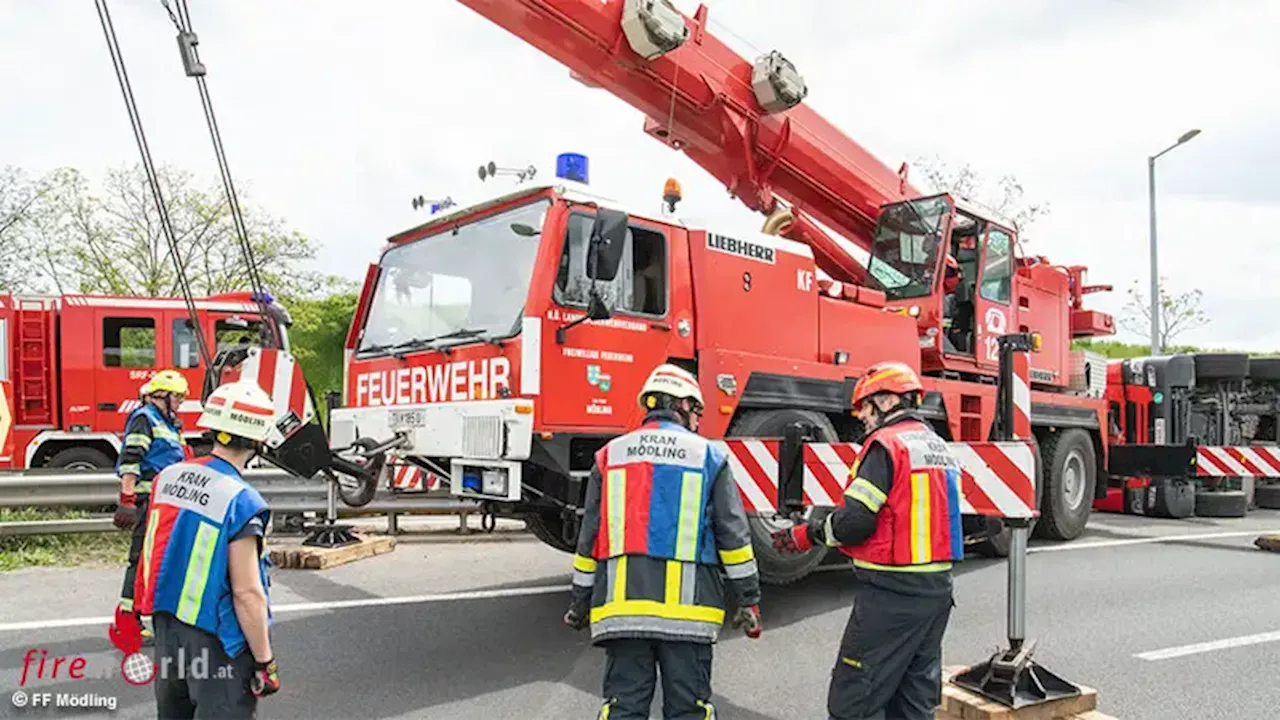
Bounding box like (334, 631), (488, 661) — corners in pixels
(302, 521), (360, 549)
(951, 640), (1081, 709)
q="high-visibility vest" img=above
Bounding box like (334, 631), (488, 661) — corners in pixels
(135, 456), (271, 659)
(846, 419), (964, 572)
(591, 419), (725, 565)
(116, 404), (187, 493)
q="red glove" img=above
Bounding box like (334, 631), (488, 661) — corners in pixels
(732, 605), (762, 639)
(251, 658), (280, 698)
(113, 493), (137, 530)
(770, 525), (813, 554)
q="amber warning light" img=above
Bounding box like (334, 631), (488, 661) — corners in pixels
(663, 178), (682, 213)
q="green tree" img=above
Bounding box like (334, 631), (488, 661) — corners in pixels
(0, 165), (45, 289)
(285, 291), (359, 407)
(19, 164), (323, 297)
(913, 156), (1049, 233)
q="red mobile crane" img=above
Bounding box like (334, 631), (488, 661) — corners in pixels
(326, 0), (1120, 583)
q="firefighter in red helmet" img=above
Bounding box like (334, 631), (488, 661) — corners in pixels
(771, 361), (964, 720)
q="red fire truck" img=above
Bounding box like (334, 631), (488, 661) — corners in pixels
(0, 291), (279, 471)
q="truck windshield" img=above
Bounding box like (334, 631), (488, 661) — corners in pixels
(866, 196), (950, 300)
(358, 199), (550, 354)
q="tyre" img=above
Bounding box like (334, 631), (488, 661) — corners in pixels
(45, 447), (114, 471)
(1248, 358), (1280, 382)
(524, 510), (576, 553)
(1254, 483), (1280, 510)
(1033, 429), (1096, 541)
(1195, 490), (1248, 518)
(973, 517), (1011, 558)
(1149, 479), (1196, 519)
(1193, 353), (1250, 382)
(729, 408), (838, 585)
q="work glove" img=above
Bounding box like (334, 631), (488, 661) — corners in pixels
(112, 493), (137, 530)
(563, 604), (590, 631)
(731, 605), (762, 639)
(770, 524), (813, 554)
(250, 658), (281, 698)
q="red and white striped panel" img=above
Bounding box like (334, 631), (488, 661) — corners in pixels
(1011, 351), (1032, 440)
(1196, 446), (1280, 478)
(221, 348), (316, 428)
(717, 439), (1037, 519)
(388, 463), (443, 492)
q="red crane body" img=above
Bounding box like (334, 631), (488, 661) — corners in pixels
(455, 0), (915, 285)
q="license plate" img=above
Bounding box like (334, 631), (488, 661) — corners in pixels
(387, 409), (426, 429)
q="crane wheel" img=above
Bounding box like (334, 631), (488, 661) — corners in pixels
(1032, 429), (1096, 541)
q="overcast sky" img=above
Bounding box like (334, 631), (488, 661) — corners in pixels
(3, 1), (1278, 350)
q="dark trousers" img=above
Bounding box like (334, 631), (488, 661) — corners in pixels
(154, 612), (258, 720)
(120, 493), (150, 607)
(827, 583), (953, 720)
(598, 638), (715, 720)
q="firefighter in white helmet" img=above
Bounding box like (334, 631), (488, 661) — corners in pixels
(565, 363), (762, 719)
(130, 381), (281, 718)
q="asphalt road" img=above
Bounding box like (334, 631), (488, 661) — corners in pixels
(2, 511), (1280, 719)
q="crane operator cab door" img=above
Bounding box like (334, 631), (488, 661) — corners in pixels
(940, 206), (1016, 373)
(971, 224), (1016, 372)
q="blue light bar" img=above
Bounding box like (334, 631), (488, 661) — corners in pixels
(251, 290), (274, 305)
(556, 153), (589, 184)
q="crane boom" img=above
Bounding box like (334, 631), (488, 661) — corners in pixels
(454, 0), (918, 285)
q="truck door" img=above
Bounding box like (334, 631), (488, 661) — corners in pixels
(97, 311), (162, 432)
(541, 209), (691, 429)
(972, 226), (1016, 372)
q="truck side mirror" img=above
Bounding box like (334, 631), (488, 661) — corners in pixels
(587, 208), (629, 282)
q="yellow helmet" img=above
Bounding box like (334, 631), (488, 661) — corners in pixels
(141, 369), (190, 398)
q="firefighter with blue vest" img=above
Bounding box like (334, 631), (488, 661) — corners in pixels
(772, 361), (964, 720)
(564, 363), (763, 720)
(110, 369), (191, 647)
(134, 380), (281, 719)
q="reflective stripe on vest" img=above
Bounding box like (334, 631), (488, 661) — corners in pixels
(118, 404), (187, 491)
(847, 419), (964, 571)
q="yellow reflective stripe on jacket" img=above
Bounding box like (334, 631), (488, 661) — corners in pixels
(573, 554), (597, 573)
(118, 463), (142, 477)
(140, 506), (161, 594)
(665, 559), (682, 605)
(717, 544), (754, 566)
(590, 599), (726, 625)
(151, 425), (181, 442)
(853, 558), (952, 573)
(606, 469), (626, 556)
(845, 477), (887, 512)
(175, 522), (221, 624)
(909, 471), (933, 564)
(124, 433), (152, 449)
(674, 471), (704, 561)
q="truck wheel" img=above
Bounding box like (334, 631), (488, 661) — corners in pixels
(1255, 483), (1280, 510)
(45, 447), (113, 471)
(524, 511), (576, 553)
(729, 409), (838, 586)
(1150, 479), (1196, 519)
(1193, 353), (1250, 382)
(1195, 490), (1248, 518)
(1033, 429), (1096, 541)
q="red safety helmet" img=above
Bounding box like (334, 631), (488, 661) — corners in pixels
(943, 255), (960, 294)
(850, 361), (924, 408)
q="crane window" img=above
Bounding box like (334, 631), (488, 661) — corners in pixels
(555, 213), (667, 316)
(172, 319), (201, 369)
(215, 318), (264, 353)
(103, 317), (156, 368)
(980, 229), (1013, 304)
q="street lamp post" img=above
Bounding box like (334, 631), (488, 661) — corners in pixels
(1147, 128), (1201, 355)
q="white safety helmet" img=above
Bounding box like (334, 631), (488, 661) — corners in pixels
(196, 381), (277, 444)
(637, 363), (704, 410)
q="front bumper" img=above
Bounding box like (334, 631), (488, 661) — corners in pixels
(329, 399), (535, 461)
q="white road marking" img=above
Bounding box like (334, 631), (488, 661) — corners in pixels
(0, 584), (570, 634)
(1027, 529), (1280, 554)
(1135, 630), (1280, 661)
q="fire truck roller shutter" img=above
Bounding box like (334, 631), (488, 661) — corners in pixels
(727, 407), (839, 585)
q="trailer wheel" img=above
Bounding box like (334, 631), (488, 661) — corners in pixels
(524, 511), (576, 553)
(45, 447), (114, 471)
(1149, 479), (1197, 519)
(729, 409), (837, 585)
(1255, 483), (1280, 510)
(1194, 490), (1248, 518)
(1033, 429), (1096, 541)
(1193, 353), (1250, 382)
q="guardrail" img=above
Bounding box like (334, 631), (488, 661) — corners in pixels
(0, 469), (485, 537)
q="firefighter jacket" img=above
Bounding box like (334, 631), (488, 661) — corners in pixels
(570, 411), (762, 645)
(845, 417), (964, 571)
(115, 403), (187, 495)
(135, 456), (272, 659)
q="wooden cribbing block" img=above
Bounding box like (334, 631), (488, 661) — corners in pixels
(268, 534), (396, 569)
(937, 667), (1102, 720)
(1254, 534), (1280, 552)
